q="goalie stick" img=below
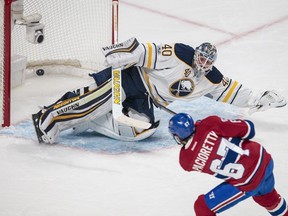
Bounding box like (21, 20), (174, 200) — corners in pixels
(112, 67), (152, 129)
(152, 98), (177, 115)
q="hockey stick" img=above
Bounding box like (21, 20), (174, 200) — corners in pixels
(152, 99), (177, 115)
(112, 67), (151, 129)
(110, 1), (150, 129)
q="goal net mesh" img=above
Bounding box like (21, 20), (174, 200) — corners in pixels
(0, 0), (116, 126)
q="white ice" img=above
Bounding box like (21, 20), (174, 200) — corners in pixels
(1, 0), (288, 215)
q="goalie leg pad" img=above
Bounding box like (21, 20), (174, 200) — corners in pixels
(35, 80), (113, 144)
(73, 110), (160, 142)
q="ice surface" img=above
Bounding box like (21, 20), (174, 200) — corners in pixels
(1, 0), (288, 215)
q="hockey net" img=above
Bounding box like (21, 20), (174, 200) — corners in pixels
(0, 0), (118, 126)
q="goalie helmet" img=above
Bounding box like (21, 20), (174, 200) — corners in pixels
(168, 113), (195, 145)
(194, 42), (217, 75)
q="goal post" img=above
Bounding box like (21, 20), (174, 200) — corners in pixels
(0, 0), (11, 127)
(0, 0), (119, 127)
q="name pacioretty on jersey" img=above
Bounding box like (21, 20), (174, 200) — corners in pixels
(192, 131), (218, 171)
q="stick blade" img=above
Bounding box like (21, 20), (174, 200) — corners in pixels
(115, 115), (151, 129)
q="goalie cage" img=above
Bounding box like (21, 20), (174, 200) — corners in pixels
(0, 0), (119, 127)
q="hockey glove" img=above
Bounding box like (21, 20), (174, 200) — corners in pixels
(102, 37), (144, 69)
(248, 90), (287, 114)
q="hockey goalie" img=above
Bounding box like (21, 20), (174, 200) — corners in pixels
(32, 37), (287, 144)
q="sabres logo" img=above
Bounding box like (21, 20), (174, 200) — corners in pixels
(169, 78), (195, 97)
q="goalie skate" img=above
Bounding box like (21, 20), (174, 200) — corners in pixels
(32, 112), (45, 143)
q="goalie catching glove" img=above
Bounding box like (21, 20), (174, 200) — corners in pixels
(248, 90), (287, 114)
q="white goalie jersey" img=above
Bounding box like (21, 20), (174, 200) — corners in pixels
(104, 37), (286, 112)
(32, 38), (287, 145)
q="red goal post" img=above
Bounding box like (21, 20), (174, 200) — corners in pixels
(0, 0), (119, 127)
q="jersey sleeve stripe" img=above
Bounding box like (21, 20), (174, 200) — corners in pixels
(152, 43), (158, 69)
(216, 79), (232, 101)
(146, 42), (153, 68)
(222, 81), (239, 102)
(141, 44), (147, 67)
(268, 197), (288, 215)
(243, 120), (255, 139)
(230, 84), (242, 104)
(211, 191), (246, 213)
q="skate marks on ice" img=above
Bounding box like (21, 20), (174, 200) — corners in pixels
(0, 97), (244, 154)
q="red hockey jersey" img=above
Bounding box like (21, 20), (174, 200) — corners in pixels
(179, 116), (272, 191)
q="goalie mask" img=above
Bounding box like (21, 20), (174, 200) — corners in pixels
(168, 113), (195, 145)
(193, 42), (217, 76)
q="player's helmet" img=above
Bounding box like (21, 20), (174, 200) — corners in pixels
(194, 42), (217, 75)
(168, 113), (195, 145)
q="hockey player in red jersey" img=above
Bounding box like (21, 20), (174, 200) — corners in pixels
(168, 113), (288, 216)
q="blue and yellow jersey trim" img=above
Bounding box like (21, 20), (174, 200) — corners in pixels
(216, 79), (243, 104)
(141, 43), (158, 69)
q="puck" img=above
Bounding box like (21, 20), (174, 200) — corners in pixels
(36, 69), (45, 76)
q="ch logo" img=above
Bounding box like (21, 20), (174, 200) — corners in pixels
(169, 78), (194, 97)
(209, 192), (215, 199)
